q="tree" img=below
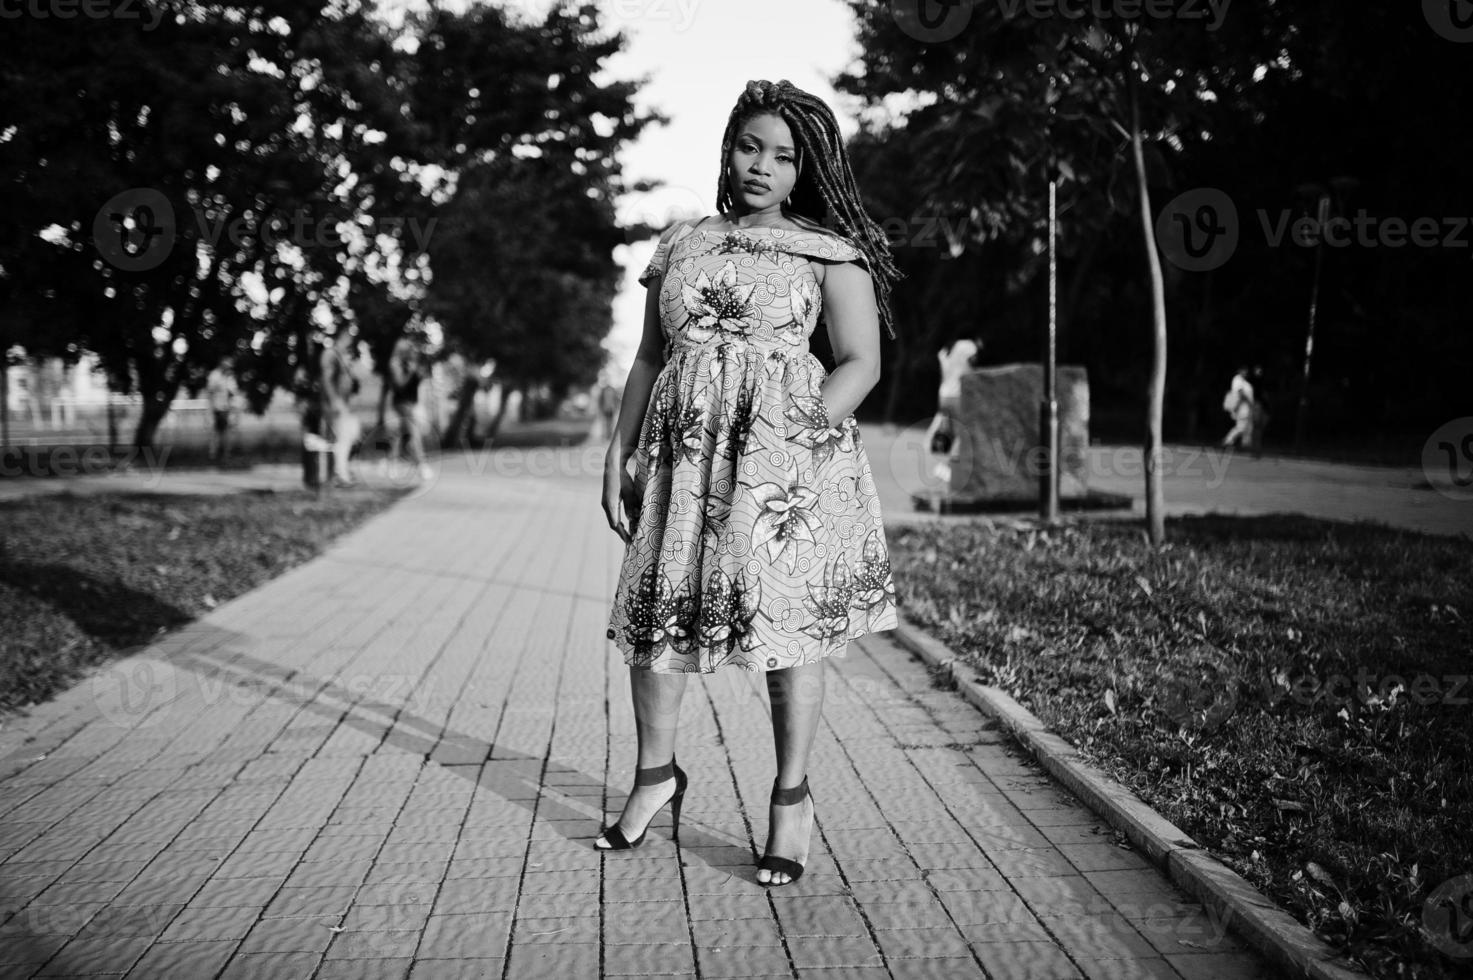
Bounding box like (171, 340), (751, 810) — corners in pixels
(840, 0), (1290, 543)
(0, 0), (654, 449)
(425, 147), (621, 443)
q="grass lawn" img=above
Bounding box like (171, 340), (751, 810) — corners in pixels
(0, 487), (407, 716)
(889, 515), (1472, 980)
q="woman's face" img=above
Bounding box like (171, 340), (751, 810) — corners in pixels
(726, 113), (800, 212)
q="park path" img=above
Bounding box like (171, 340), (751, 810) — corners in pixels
(862, 425), (1470, 538)
(0, 448), (1273, 979)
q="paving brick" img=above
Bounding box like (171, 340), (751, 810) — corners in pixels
(36, 934), (151, 975)
(406, 958), (503, 979)
(969, 941), (1083, 980)
(120, 939), (239, 980)
(416, 913), (510, 959)
(236, 915), (338, 954)
(696, 942), (793, 978)
(216, 950), (321, 980)
(157, 905), (261, 942)
(602, 941), (696, 976)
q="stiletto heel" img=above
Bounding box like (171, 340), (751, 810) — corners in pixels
(596, 760), (688, 850)
(758, 776), (811, 886)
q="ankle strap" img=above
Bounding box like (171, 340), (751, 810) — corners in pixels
(771, 776), (809, 806)
(635, 760), (677, 786)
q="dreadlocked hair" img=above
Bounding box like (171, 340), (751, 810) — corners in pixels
(714, 79), (902, 339)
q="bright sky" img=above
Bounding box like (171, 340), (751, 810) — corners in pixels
(381, 0), (866, 376)
(594, 0), (864, 375)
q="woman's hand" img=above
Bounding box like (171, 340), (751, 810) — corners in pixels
(602, 450), (641, 543)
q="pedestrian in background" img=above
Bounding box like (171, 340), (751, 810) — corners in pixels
(925, 336), (980, 484)
(596, 378), (620, 443)
(320, 327), (362, 487)
(388, 333), (433, 482)
(205, 357), (240, 464)
(1222, 365), (1256, 449)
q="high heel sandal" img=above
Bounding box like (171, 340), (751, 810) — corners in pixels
(595, 759), (687, 850)
(757, 776), (811, 886)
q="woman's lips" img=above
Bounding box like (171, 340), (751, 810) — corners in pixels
(743, 180), (770, 193)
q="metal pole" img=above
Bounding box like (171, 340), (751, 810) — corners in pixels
(1294, 193), (1329, 452)
(1041, 172), (1060, 522)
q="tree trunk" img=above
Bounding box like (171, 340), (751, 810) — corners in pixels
(881, 330), (908, 426)
(1128, 63), (1169, 547)
(484, 383), (512, 442)
(133, 389), (171, 450)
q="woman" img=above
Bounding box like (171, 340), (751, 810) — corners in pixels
(599, 80), (901, 886)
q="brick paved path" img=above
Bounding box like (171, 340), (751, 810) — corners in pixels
(0, 450), (1274, 979)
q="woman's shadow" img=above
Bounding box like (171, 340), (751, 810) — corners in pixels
(163, 640), (749, 867)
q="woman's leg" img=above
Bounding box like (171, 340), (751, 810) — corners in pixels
(760, 659), (825, 884)
(597, 666), (688, 846)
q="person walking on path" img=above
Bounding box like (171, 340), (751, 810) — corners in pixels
(205, 357), (240, 464)
(387, 333), (434, 482)
(599, 79), (901, 886)
(925, 336), (980, 485)
(1222, 364), (1256, 449)
(320, 326), (362, 487)
(595, 378), (620, 443)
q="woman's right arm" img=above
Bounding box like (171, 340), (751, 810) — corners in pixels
(608, 284), (666, 463)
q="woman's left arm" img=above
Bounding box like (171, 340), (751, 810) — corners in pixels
(818, 261), (883, 422)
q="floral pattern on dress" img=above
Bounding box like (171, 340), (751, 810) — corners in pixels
(608, 221), (899, 672)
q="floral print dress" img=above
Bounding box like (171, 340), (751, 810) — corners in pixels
(606, 220), (898, 673)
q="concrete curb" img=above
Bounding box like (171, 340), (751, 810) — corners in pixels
(891, 618), (1367, 980)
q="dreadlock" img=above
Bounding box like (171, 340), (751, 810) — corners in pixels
(714, 79), (902, 339)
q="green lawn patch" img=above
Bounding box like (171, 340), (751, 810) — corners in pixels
(0, 487), (406, 715)
(889, 515), (1472, 980)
